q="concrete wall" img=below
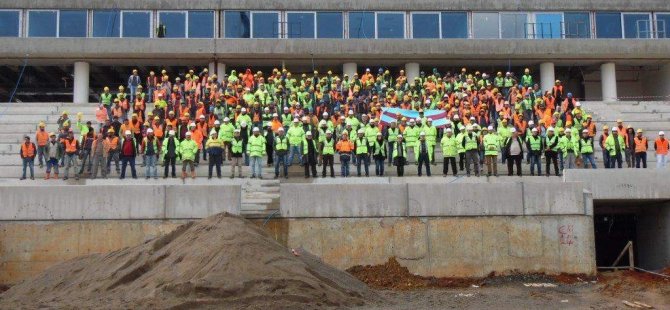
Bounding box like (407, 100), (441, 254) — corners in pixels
(2, 0), (668, 11)
(583, 67), (645, 101)
(563, 169), (670, 200)
(281, 181), (588, 217)
(0, 220), (186, 284)
(636, 203), (670, 270)
(282, 216), (596, 277)
(0, 184), (241, 220)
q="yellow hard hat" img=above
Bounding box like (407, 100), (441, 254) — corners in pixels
(38, 122), (45, 127)
(107, 128), (115, 133)
(637, 129), (643, 133)
(154, 116), (160, 120)
(603, 125), (609, 130)
(103, 86), (110, 91)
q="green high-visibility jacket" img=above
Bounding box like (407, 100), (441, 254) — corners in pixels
(414, 140), (434, 162)
(387, 127), (400, 142)
(605, 134), (626, 156)
(287, 125), (305, 146)
(231, 138), (244, 154)
(218, 123), (235, 142)
(355, 137), (368, 155)
(178, 139), (198, 161)
(247, 135), (266, 157)
(423, 126), (437, 146)
(483, 134), (499, 156)
(440, 135), (459, 157)
(403, 126), (418, 144)
(321, 138), (335, 155)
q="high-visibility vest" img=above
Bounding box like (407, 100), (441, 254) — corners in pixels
(528, 135), (542, 151)
(231, 138), (243, 154)
(464, 134), (478, 151)
(21, 143), (35, 157)
(545, 135), (558, 152)
(441, 135), (458, 157)
(302, 139), (317, 155)
(275, 135), (288, 151)
(483, 134), (499, 156)
(392, 142), (406, 158)
(247, 135), (266, 157)
(64, 139), (77, 153)
(107, 137), (119, 149)
(355, 138), (368, 154)
(580, 138), (593, 154)
(387, 127), (399, 142)
(373, 140), (386, 157)
(322, 138), (335, 155)
(142, 137), (158, 155)
(101, 93), (113, 105)
(152, 124), (164, 138)
(634, 137), (647, 153)
(655, 138), (669, 155)
(36, 131), (49, 146)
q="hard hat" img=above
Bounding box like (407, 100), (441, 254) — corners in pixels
(169, 130), (175, 135)
(240, 121), (247, 127)
(146, 128), (153, 133)
(487, 125), (494, 131)
(376, 132), (382, 136)
(636, 129), (643, 133)
(419, 131), (426, 136)
(199, 115), (205, 119)
(38, 122), (45, 127)
(659, 131), (665, 136)
(186, 132), (192, 136)
(426, 118), (432, 123)
(124, 130), (131, 135)
(575, 102), (581, 107)
(612, 127), (618, 132)
(531, 128), (538, 132)
(169, 111), (175, 115)
(210, 129), (217, 135)
(528, 121), (535, 125)
(565, 128), (571, 133)
(466, 125), (473, 131)
(293, 118), (299, 123)
(409, 119), (415, 123)
(241, 108), (247, 112)
(326, 130), (332, 134)
(510, 128), (517, 133)
(223, 117), (230, 122)
(323, 112), (329, 116)
(108, 128), (115, 133)
(348, 110), (354, 115)
(49, 132), (56, 136)
(278, 127), (284, 132)
(603, 125), (609, 130)
(154, 116), (160, 120)
(445, 128), (453, 133)
(306, 131), (312, 136)
(273, 113), (279, 117)
(283, 107), (289, 111)
(616, 119), (623, 123)
(214, 120), (220, 125)
(189, 122), (196, 128)
(582, 129), (589, 133)
(586, 114), (592, 119)
(342, 130), (348, 135)
(252, 127), (260, 132)
(357, 129), (364, 134)
(234, 129), (240, 133)
(547, 127), (555, 132)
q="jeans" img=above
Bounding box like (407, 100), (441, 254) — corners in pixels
(145, 154), (157, 178)
(91, 155), (107, 178)
(387, 142), (395, 166)
(565, 153), (576, 169)
(46, 158), (59, 175)
(164, 156), (176, 177)
(78, 150), (91, 175)
(340, 154), (351, 177)
(582, 154), (597, 169)
(657, 154), (668, 168)
(374, 158), (385, 176)
(129, 85), (137, 102)
(609, 152), (623, 168)
(275, 153), (288, 177)
(208, 154), (222, 178)
(147, 86), (154, 103)
(21, 158), (34, 179)
(635, 152), (647, 168)
(107, 150), (120, 173)
(545, 151), (559, 176)
(465, 150), (480, 176)
(625, 149), (633, 168)
(602, 150), (611, 169)
(37, 145), (46, 166)
(356, 154), (370, 176)
(529, 153), (541, 175)
(288, 145), (302, 165)
(250, 156), (263, 177)
(120, 156), (137, 179)
(417, 153), (431, 176)
(64, 154), (78, 179)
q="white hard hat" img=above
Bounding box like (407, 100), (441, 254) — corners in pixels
(348, 110), (354, 115)
(234, 129), (240, 133)
(252, 127), (260, 132)
(319, 120), (327, 126)
(124, 130), (131, 135)
(419, 131), (426, 136)
(575, 102), (581, 107)
(409, 119), (416, 123)
(189, 122), (196, 127)
(185, 132), (192, 136)
(273, 113), (278, 117)
(425, 99), (431, 104)
(565, 128), (572, 133)
(306, 131), (312, 136)
(510, 128), (517, 133)
(453, 115), (460, 120)
(210, 129), (217, 135)
(278, 127), (284, 132)
(169, 130), (175, 135)
(323, 112), (329, 116)
(146, 128), (153, 133)
(531, 128), (538, 132)
(241, 121), (247, 126)
(283, 107), (289, 111)
(397, 134), (403, 138)
(487, 126), (493, 131)
(612, 127), (618, 132)
(199, 115), (205, 119)
(357, 129), (364, 134)
(528, 120), (535, 125)
(241, 107), (247, 112)
(466, 125), (473, 130)
(445, 128), (453, 133)
(547, 127), (555, 132)
(660, 131), (665, 135)
(582, 129), (589, 133)
(415, 117), (421, 122)
(326, 130), (332, 134)
(214, 120), (220, 125)
(223, 117), (230, 122)
(293, 118), (299, 123)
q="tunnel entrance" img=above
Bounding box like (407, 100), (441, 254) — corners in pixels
(594, 201), (670, 271)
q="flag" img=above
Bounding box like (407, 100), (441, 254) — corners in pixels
(380, 108), (449, 128)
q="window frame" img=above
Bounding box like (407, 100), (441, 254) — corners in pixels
(222, 10), (251, 39)
(0, 9), (21, 37)
(375, 11), (406, 39)
(653, 12), (670, 39)
(27, 9), (59, 38)
(531, 12), (564, 39)
(120, 10), (152, 38)
(471, 12), (500, 39)
(347, 11), (375, 39)
(92, 9), (121, 38)
(410, 12), (441, 39)
(285, 11), (316, 39)
(186, 10), (215, 39)
(621, 12), (653, 39)
(594, 11), (623, 39)
(499, 11), (531, 39)
(250, 11), (281, 39)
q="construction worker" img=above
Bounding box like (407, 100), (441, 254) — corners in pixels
(321, 130), (336, 178)
(230, 129), (244, 178)
(35, 122), (48, 168)
(101, 86), (113, 120)
(440, 128), (458, 177)
(526, 128), (543, 176)
(599, 126), (610, 169)
(655, 131), (668, 168)
(19, 136), (36, 180)
(247, 127), (266, 179)
(44, 132), (62, 179)
(624, 126), (636, 168)
(218, 117), (235, 161)
(403, 119), (418, 161)
(423, 119), (437, 165)
(205, 130), (224, 179)
(274, 127), (289, 179)
(503, 128), (524, 176)
(354, 129), (370, 177)
(178, 131), (198, 179)
(162, 130), (180, 178)
(119, 130), (137, 179)
(336, 130), (354, 177)
(543, 127), (560, 176)
(462, 125), (480, 177)
(372, 132), (387, 176)
(578, 129), (597, 169)
(560, 128), (577, 169)
(483, 126), (499, 177)
(78, 131), (94, 177)
(287, 118), (305, 165)
(393, 135), (407, 177)
(62, 130), (80, 180)
(90, 132), (109, 179)
(386, 120), (400, 166)
(415, 132), (432, 177)
(105, 128), (120, 175)
(302, 131), (318, 178)
(605, 127), (625, 169)
(141, 128), (160, 179)
(633, 129), (648, 168)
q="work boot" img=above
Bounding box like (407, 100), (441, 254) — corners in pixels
(54, 173), (59, 179)
(44, 173), (50, 180)
(191, 172), (196, 179)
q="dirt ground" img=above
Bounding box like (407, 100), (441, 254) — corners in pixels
(349, 258), (670, 309)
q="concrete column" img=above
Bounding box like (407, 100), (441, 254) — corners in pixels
(216, 62), (226, 79)
(540, 62), (555, 93)
(73, 61), (90, 104)
(208, 62), (216, 76)
(343, 62), (357, 78)
(659, 63), (670, 98)
(601, 62), (618, 101)
(405, 62), (420, 82)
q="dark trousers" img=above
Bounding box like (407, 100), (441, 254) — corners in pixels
(417, 153), (431, 176)
(635, 152), (647, 168)
(396, 158), (405, 176)
(208, 154), (222, 177)
(443, 157), (457, 176)
(356, 154), (370, 176)
(458, 153), (465, 170)
(387, 142), (395, 166)
(374, 158), (385, 176)
(609, 152), (623, 168)
(507, 154), (522, 176)
(304, 157), (317, 177)
(164, 156), (176, 177)
(545, 151), (559, 176)
(120, 156), (137, 179)
(322, 154), (334, 177)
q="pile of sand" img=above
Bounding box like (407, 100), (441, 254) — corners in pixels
(0, 213), (374, 309)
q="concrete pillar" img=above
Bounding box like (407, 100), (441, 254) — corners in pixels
(601, 62), (618, 101)
(208, 62), (215, 76)
(659, 63), (670, 98)
(540, 62), (555, 93)
(343, 62), (357, 78)
(405, 62), (420, 82)
(73, 61), (90, 104)
(216, 62), (226, 79)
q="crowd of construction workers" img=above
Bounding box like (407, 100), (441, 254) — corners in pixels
(18, 67), (670, 180)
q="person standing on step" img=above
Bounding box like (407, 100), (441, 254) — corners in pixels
(526, 128), (543, 176)
(655, 131), (668, 169)
(106, 128), (120, 175)
(230, 129), (244, 178)
(178, 131), (198, 179)
(321, 130), (336, 178)
(336, 130), (354, 177)
(503, 128), (524, 176)
(483, 126), (499, 177)
(393, 135), (407, 177)
(415, 132), (432, 177)
(141, 129), (159, 179)
(162, 130), (179, 178)
(35, 122), (49, 168)
(247, 127), (266, 179)
(302, 131), (318, 178)
(44, 132), (63, 179)
(119, 130), (137, 179)
(62, 131), (80, 181)
(90, 132), (109, 179)
(578, 129), (597, 169)
(77, 131), (94, 177)
(274, 127), (289, 179)
(372, 132), (387, 176)
(19, 136), (36, 180)
(462, 125), (481, 177)
(205, 129), (224, 179)
(605, 127), (625, 169)
(633, 129), (648, 168)
(543, 127), (560, 176)
(441, 128), (458, 177)
(354, 129), (370, 177)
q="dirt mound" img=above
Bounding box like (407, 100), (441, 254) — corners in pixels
(0, 213), (374, 309)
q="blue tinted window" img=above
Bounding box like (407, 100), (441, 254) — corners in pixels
(93, 10), (120, 37)
(377, 13), (404, 38)
(623, 14), (651, 38)
(59, 10), (87, 37)
(225, 11), (250, 38)
(596, 12), (622, 38)
(317, 12), (342, 38)
(188, 11), (214, 38)
(472, 13), (499, 38)
(564, 12), (590, 38)
(159, 12), (186, 38)
(441, 12), (468, 38)
(501, 13), (528, 38)
(412, 13), (439, 38)
(535, 13), (562, 38)
(28, 11), (57, 37)
(0, 11), (20, 37)
(288, 12), (314, 38)
(252, 12), (279, 38)
(657, 14), (670, 38)
(349, 12), (374, 39)
(122, 11), (150, 38)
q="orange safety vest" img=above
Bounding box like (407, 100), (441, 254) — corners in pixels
(107, 137), (119, 149)
(129, 120), (141, 134)
(655, 138), (669, 155)
(152, 124), (164, 138)
(21, 143), (35, 157)
(35, 130), (49, 146)
(165, 118), (178, 129)
(64, 139), (78, 153)
(634, 137), (647, 153)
